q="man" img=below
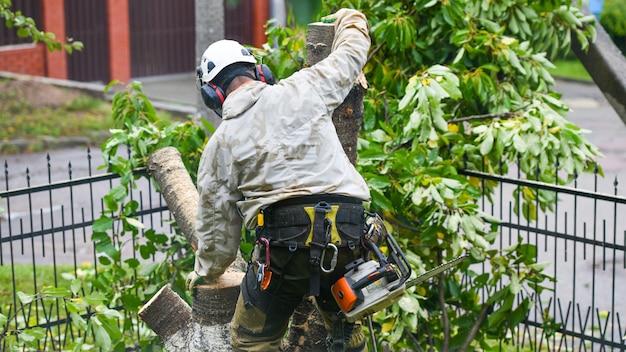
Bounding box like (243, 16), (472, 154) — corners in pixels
(188, 8), (371, 352)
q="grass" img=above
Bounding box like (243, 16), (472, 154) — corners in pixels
(0, 86), (114, 141)
(0, 263), (77, 309)
(0, 78), (181, 154)
(549, 58), (593, 82)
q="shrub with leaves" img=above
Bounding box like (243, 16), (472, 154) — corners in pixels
(0, 81), (208, 351)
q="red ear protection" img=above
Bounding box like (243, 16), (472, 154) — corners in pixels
(198, 64), (276, 114)
(255, 64), (276, 85)
(200, 82), (226, 111)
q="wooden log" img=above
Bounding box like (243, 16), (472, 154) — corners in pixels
(141, 147), (245, 351)
(572, 19), (626, 124)
(147, 146), (199, 248)
(138, 284), (193, 349)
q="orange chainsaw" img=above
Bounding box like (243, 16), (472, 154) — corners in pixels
(331, 231), (468, 323)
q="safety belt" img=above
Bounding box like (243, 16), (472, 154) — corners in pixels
(309, 201), (332, 296)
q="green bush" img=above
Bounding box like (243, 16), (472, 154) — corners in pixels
(600, 0), (626, 54)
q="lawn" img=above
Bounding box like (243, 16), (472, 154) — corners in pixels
(0, 78), (179, 154)
(0, 263), (77, 309)
(549, 58), (593, 82)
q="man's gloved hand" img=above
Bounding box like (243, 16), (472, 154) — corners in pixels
(185, 271), (205, 294)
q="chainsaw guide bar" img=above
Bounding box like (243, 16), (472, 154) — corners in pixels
(405, 254), (468, 289)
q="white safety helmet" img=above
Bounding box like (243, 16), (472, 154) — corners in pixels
(198, 40), (257, 84)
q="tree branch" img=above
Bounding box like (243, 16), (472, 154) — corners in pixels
(447, 104), (531, 124)
(459, 303), (491, 352)
(437, 250), (450, 352)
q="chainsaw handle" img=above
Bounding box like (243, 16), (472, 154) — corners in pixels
(363, 237), (389, 265)
(385, 233), (412, 291)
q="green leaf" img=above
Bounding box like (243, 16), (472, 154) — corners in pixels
(19, 327), (46, 344)
(92, 217), (114, 233)
(71, 279), (82, 295)
(91, 316), (112, 351)
(125, 217), (144, 229)
(121, 294), (143, 312)
(17, 291), (34, 304)
(479, 131), (494, 155)
(509, 273), (521, 294)
(83, 292), (107, 306)
(397, 294), (420, 314)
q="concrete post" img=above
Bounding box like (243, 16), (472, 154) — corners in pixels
(195, 0), (224, 129)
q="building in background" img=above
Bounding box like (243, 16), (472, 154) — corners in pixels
(0, 0), (270, 83)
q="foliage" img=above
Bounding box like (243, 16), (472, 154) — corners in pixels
(0, 0), (83, 53)
(0, 0), (603, 350)
(261, 0), (600, 350)
(0, 81), (208, 350)
(549, 59), (592, 82)
(286, 0), (322, 25)
(600, 0), (626, 54)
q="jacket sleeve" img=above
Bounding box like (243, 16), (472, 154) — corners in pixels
(296, 8), (370, 111)
(193, 142), (243, 279)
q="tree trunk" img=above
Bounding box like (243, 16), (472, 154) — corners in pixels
(147, 146), (199, 248)
(572, 16), (626, 124)
(283, 21), (368, 351)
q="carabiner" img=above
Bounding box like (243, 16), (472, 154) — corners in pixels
(320, 243), (338, 273)
(257, 237), (271, 267)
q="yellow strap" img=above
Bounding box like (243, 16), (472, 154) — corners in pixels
(304, 205), (342, 246)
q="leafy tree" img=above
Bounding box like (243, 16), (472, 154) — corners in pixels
(0, 0), (602, 350)
(600, 0), (626, 54)
(260, 0), (600, 350)
(0, 0), (82, 53)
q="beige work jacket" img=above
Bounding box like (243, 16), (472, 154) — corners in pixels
(194, 9), (372, 278)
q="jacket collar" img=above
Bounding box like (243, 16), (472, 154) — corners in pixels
(221, 81), (266, 120)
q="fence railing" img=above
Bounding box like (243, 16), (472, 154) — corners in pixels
(1, 148), (625, 350)
(0, 148), (173, 350)
(459, 166), (626, 351)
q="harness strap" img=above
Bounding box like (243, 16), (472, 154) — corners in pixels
(309, 201), (332, 296)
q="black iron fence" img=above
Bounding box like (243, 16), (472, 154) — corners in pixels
(1, 149), (625, 350)
(459, 166), (626, 351)
(0, 148), (172, 350)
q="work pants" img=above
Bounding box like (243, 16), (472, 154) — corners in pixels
(230, 245), (368, 352)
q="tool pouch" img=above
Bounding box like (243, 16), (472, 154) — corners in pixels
(261, 195), (365, 249)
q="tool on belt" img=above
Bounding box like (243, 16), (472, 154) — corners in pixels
(331, 228), (468, 323)
(256, 196), (364, 296)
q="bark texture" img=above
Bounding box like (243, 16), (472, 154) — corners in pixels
(305, 22), (368, 165)
(147, 147), (199, 248)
